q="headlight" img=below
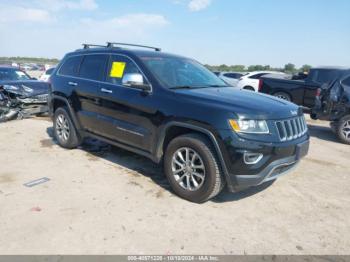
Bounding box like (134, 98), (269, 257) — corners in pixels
(3, 85), (19, 91)
(22, 85), (33, 93)
(229, 119), (269, 134)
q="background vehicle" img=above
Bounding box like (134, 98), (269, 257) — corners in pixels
(49, 43), (309, 203)
(311, 74), (350, 144)
(236, 71), (285, 91)
(215, 72), (244, 87)
(40, 67), (55, 82)
(259, 67), (350, 108)
(0, 66), (50, 119)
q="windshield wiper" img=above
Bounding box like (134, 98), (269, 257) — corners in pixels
(169, 85), (198, 90)
(206, 84), (228, 88)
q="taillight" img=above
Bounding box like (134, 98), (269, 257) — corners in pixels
(258, 79), (263, 92)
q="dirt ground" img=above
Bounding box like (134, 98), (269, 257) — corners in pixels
(0, 116), (349, 255)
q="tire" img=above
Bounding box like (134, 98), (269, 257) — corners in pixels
(273, 92), (291, 102)
(336, 115), (350, 145)
(53, 107), (82, 149)
(164, 133), (225, 203)
(243, 86), (255, 91)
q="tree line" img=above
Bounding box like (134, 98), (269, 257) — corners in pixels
(205, 63), (312, 74)
(0, 56), (59, 65)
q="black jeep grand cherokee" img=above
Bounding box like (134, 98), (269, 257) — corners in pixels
(49, 43), (309, 203)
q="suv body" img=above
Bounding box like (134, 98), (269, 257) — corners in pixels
(311, 73), (350, 144)
(49, 43), (310, 202)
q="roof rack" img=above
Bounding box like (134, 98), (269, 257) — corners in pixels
(82, 44), (106, 49)
(106, 42), (161, 52)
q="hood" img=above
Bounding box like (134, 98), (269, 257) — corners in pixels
(0, 80), (49, 97)
(174, 87), (301, 120)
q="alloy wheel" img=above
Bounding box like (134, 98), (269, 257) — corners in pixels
(341, 120), (350, 141)
(171, 147), (206, 191)
(56, 114), (70, 142)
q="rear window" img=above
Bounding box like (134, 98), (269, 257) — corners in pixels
(342, 76), (350, 86)
(249, 73), (267, 79)
(311, 69), (340, 84)
(59, 56), (82, 77)
(79, 55), (109, 81)
(223, 73), (242, 79)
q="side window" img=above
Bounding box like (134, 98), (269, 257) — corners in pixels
(106, 55), (145, 86)
(59, 56), (82, 76)
(79, 54), (109, 81)
(106, 55), (147, 85)
(224, 73), (242, 79)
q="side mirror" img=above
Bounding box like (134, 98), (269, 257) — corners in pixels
(31, 77), (37, 80)
(122, 73), (151, 91)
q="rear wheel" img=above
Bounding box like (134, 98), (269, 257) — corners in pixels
(336, 115), (350, 144)
(273, 92), (291, 102)
(54, 107), (81, 149)
(164, 133), (225, 203)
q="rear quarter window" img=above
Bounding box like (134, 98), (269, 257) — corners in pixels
(58, 56), (83, 77)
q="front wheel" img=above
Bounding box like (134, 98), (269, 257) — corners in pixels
(164, 133), (225, 203)
(336, 115), (350, 144)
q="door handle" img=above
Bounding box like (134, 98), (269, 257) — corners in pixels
(101, 88), (113, 94)
(68, 81), (78, 86)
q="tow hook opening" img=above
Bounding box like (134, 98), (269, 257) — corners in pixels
(244, 152), (263, 165)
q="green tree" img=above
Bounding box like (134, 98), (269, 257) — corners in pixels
(284, 63), (296, 73)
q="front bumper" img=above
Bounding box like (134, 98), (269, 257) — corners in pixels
(216, 130), (310, 192)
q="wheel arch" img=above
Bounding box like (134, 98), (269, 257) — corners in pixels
(50, 95), (83, 131)
(155, 122), (231, 185)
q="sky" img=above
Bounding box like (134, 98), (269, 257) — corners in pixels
(0, 0), (349, 67)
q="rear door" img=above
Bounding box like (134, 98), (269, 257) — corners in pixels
(73, 54), (109, 133)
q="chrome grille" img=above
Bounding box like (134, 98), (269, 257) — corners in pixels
(275, 116), (307, 141)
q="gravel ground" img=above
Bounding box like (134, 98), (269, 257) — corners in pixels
(0, 116), (349, 255)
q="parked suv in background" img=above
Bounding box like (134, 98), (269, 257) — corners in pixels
(236, 71), (286, 91)
(49, 43), (309, 203)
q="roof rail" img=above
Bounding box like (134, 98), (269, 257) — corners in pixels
(82, 44), (106, 49)
(106, 42), (161, 52)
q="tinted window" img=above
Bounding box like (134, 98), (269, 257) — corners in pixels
(106, 55), (144, 86)
(59, 56), (82, 76)
(223, 73), (242, 79)
(46, 68), (55, 75)
(342, 76), (350, 86)
(0, 68), (31, 81)
(311, 69), (340, 84)
(79, 55), (109, 81)
(249, 73), (267, 79)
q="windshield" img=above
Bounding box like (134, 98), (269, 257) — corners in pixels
(0, 68), (31, 81)
(140, 56), (227, 89)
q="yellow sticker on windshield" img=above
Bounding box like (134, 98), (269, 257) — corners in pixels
(110, 62), (126, 78)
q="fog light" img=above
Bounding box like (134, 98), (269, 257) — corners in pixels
(243, 152), (263, 165)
